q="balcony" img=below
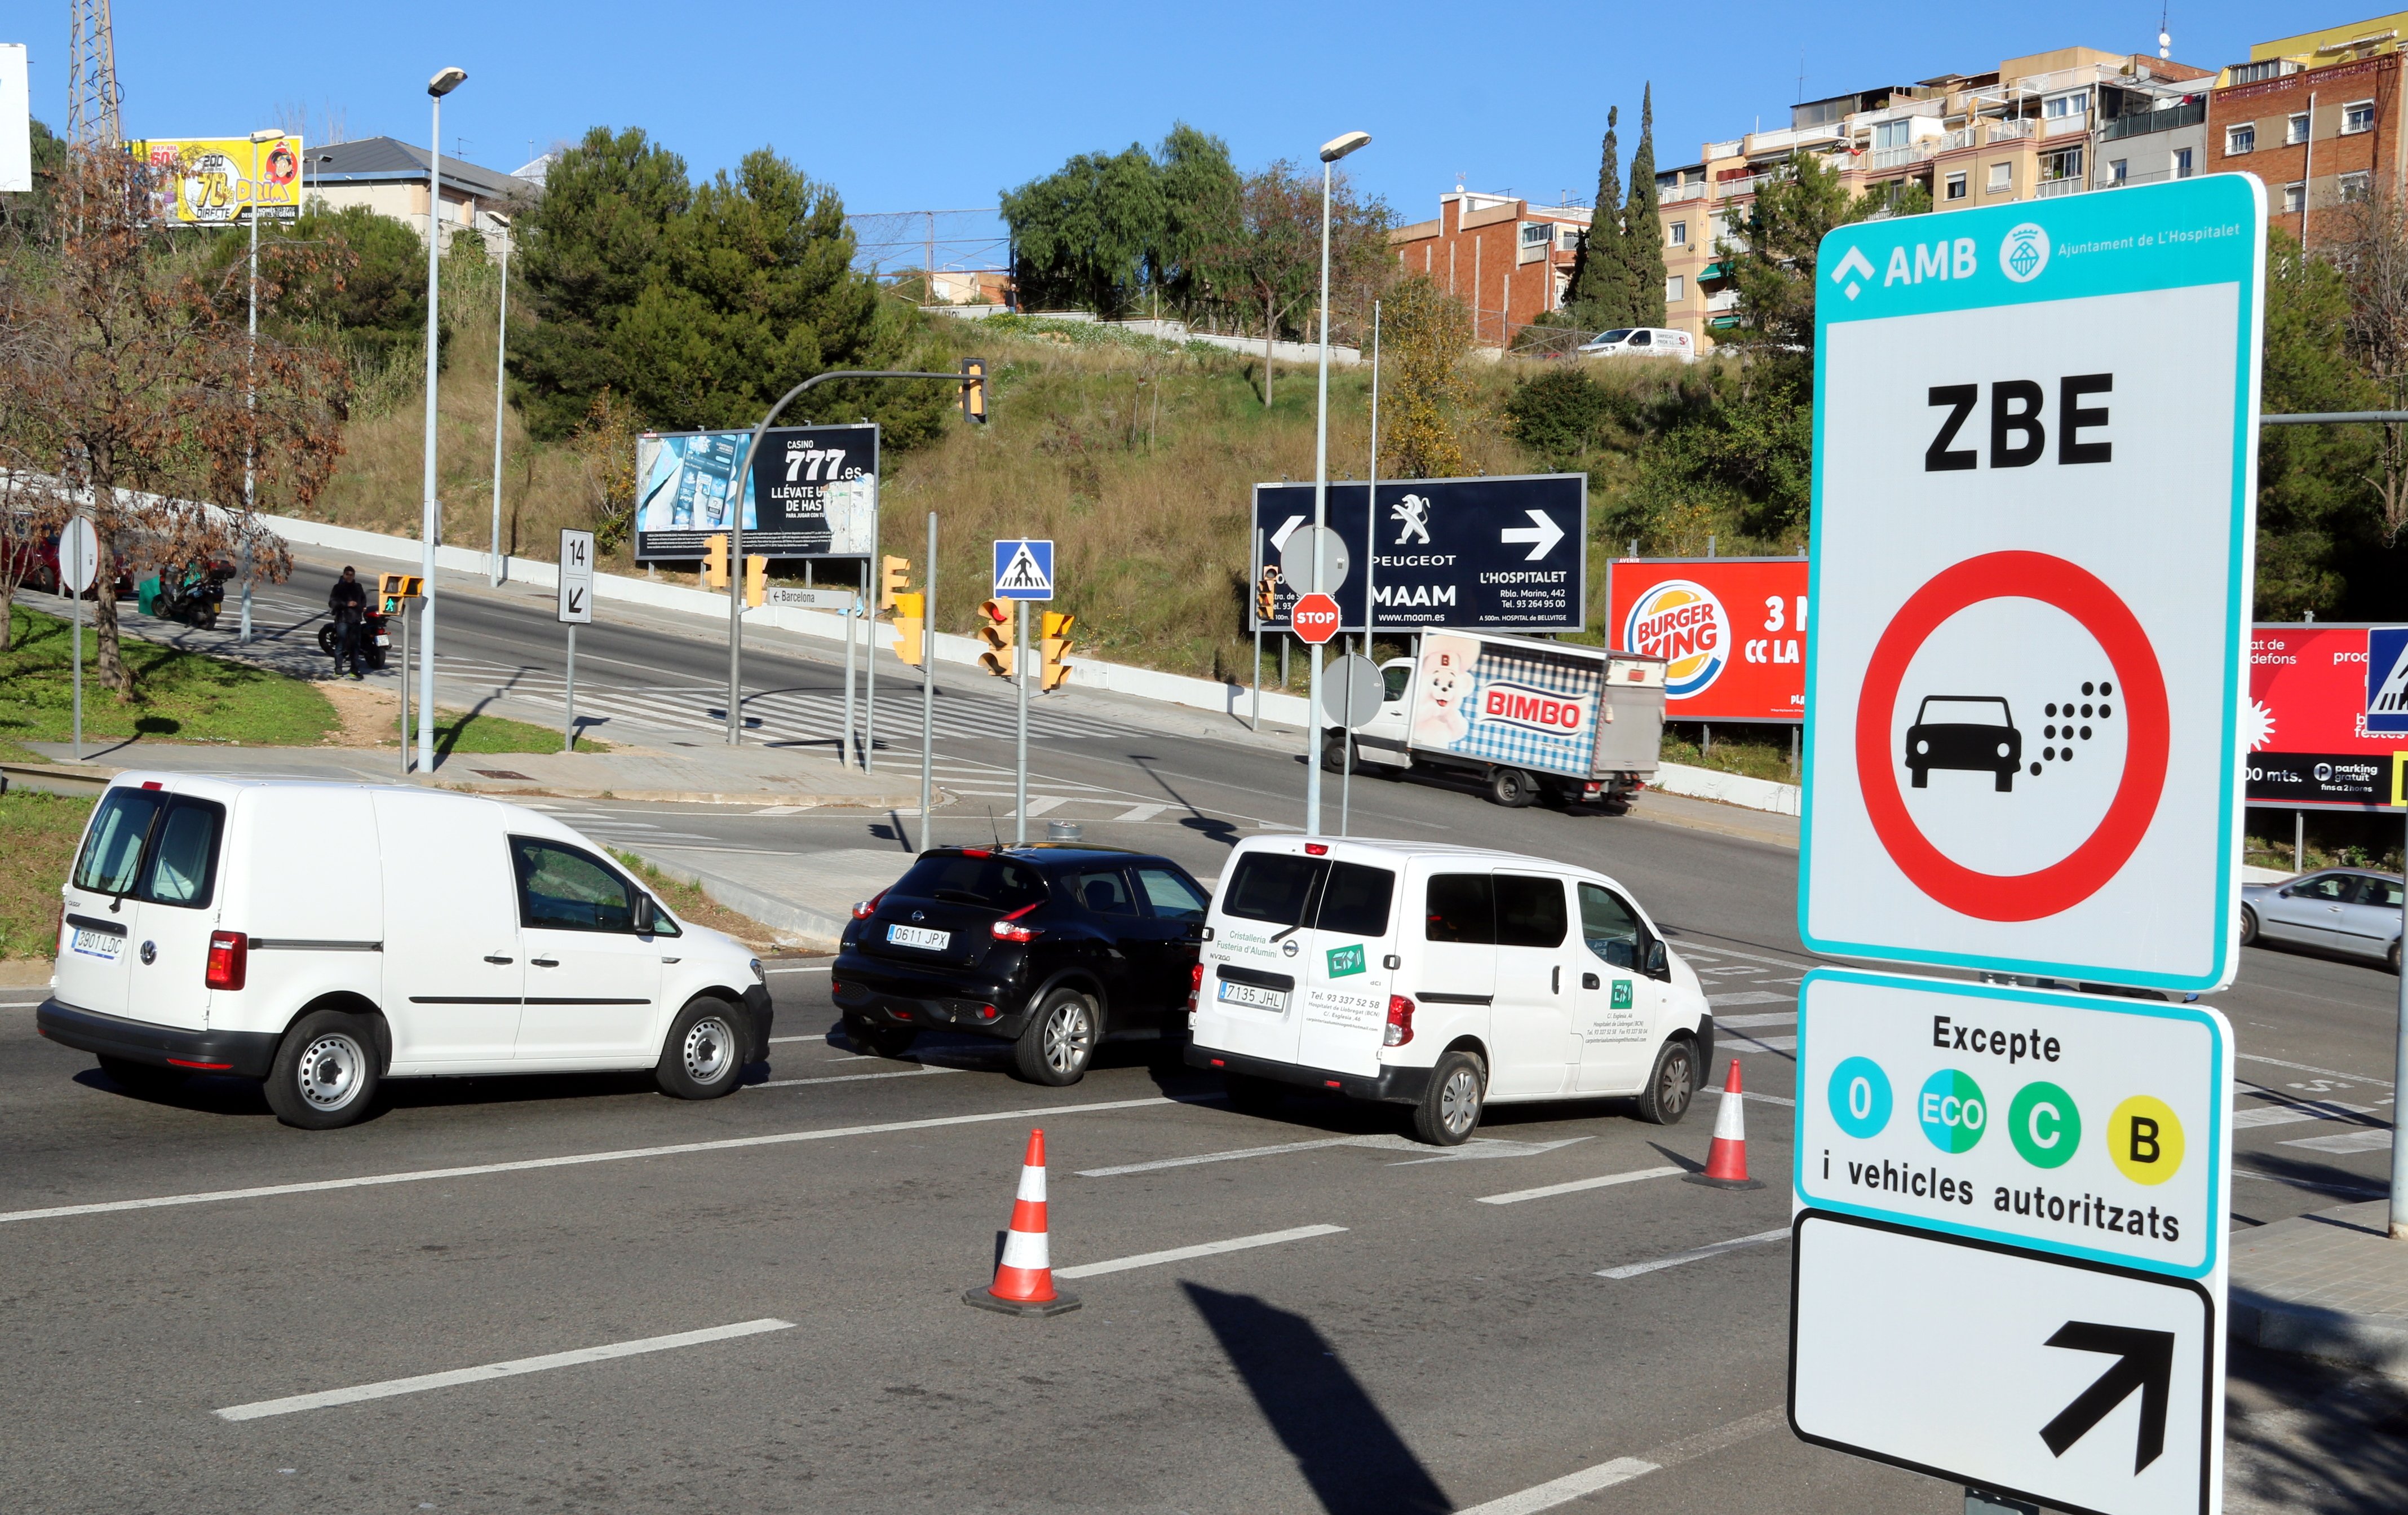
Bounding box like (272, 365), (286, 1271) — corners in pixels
(2042, 113), (2091, 140)
(1987, 120), (2034, 143)
(1659, 180), (1708, 205)
(2035, 178), (2084, 198)
(1867, 143), (1933, 171)
(1704, 139), (1743, 160)
(1741, 122), (1847, 158)
(1716, 174), (1769, 200)
(2099, 100), (2206, 142)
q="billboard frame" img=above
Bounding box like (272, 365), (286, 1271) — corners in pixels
(1604, 554), (1807, 727)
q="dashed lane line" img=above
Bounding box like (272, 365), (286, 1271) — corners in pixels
(214, 1318), (796, 1421)
(1598, 1227), (1792, 1280)
(1475, 1165), (1684, 1206)
(1055, 1224), (1348, 1280)
(2236, 1052), (2394, 1089)
(755, 1066), (968, 1088)
(1451, 1407), (1789, 1515)
(1079, 1133), (1420, 1176)
(0, 1095), (1187, 1227)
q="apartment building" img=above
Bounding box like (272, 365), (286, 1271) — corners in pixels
(2208, 12), (2407, 248)
(1387, 190), (1596, 347)
(302, 136), (547, 248)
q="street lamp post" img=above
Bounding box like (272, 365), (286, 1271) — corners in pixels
(488, 209), (512, 586)
(417, 66), (467, 774)
(1305, 129), (1370, 838)
(240, 127), (286, 646)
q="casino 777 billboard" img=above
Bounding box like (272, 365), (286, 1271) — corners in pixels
(1607, 557), (1807, 723)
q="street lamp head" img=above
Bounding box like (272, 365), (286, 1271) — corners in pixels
(1319, 131), (1371, 164)
(428, 67), (468, 98)
(250, 127), (286, 142)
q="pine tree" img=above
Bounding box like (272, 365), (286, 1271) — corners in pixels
(1615, 84), (1668, 328)
(1562, 109), (1621, 332)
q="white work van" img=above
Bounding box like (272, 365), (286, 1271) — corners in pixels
(1577, 326), (1695, 361)
(1184, 837), (1714, 1145)
(1333, 631), (1665, 811)
(38, 775), (771, 1128)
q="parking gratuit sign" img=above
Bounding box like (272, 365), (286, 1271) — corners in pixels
(1800, 178), (2266, 992)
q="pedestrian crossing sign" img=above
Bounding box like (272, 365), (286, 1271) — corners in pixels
(993, 538), (1055, 600)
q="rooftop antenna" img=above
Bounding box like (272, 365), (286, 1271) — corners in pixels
(1798, 52), (1807, 104)
(2158, 4), (2172, 59)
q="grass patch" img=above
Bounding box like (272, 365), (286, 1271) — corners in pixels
(432, 709), (609, 757)
(609, 848), (781, 949)
(0, 789), (95, 959)
(1661, 724), (1800, 785)
(0, 603), (337, 750)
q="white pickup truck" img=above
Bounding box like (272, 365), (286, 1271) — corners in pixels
(1326, 631), (1666, 811)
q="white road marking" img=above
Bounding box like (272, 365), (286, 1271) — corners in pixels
(1079, 1133), (1420, 1177)
(1055, 1224), (1347, 1279)
(1112, 803), (1170, 823)
(2233, 1099), (2375, 1128)
(1707, 992), (1795, 1009)
(1736, 1090), (1797, 1108)
(1599, 1227), (1791, 1280)
(1711, 1010), (1796, 1027)
(1475, 1165), (1684, 1205)
(1726, 1033), (1798, 1053)
(0, 1095), (1187, 1227)
(1023, 796), (1066, 816)
(214, 1318), (795, 1422)
(2237, 1052), (2393, 1089)
(2281, 1128), (2393, 1154)
(755, 1066), (966, 1088)
(1452, 1458), (1661, 1515)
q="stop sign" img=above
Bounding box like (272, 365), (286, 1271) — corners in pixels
(1291, 593), (1340, 645)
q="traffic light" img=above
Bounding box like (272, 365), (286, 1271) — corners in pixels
(879, 555), (912, 611)
(1254, 566), (1280, 626)
(975, 597), (1013, 677)
(744, 555), (768, 608)
(1040, 610), (1075, 691)
(892, 591), (926, 667)
(960, 357), (988, 425)
(703, 533), (730, 590)
(377, 573), (423, 615)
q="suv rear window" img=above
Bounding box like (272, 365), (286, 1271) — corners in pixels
(892, 853), (1049, 911)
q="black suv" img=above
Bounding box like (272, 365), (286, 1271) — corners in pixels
(832, 845), (1212, 1085)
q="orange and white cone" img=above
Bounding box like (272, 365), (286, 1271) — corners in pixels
(963, 1129), (1083, 1317)
(1683, 1059), (1765, 1190)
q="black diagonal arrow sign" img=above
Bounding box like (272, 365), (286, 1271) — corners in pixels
(566, 586), (585, 617)
(2039, 1321), (2176, 1473)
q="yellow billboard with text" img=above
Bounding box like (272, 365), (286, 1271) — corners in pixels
(125, 136), (305, 224)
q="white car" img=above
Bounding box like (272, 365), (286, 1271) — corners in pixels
(1184, 837), (1713, 1145)
(1577, 326), (1695, 361)
(38, 776), (771, 1128)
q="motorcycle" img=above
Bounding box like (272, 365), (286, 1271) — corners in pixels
(157, 562), (231, 629)
(317, 606), (391, 670)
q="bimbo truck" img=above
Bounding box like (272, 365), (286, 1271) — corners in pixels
(1329, 631), (1666, 810)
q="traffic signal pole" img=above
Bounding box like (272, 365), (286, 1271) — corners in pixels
(919, 511), (937, 851)
(1016, 598), (1030, 843)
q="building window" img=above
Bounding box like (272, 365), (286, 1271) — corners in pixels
(2108, 158), (2128, 185)
(1521, 222), (1551, 248)
(1988, 161), (2013, 192)
(1666, 275), (1685, 303)
(2043, 90), (2090, 119)
(2286, 113), (2309, 146)
(2040, 147), (2083, 183)
(2174, 147), (2194, 179)
(2225, 124), (2255, 155)
(1873, 120), (1912, 149)
(1945, 171), (1967, 200)
(2282, 182), (2305, 214)
(2341, 170), (2374, 203)
(1669, 220), (1688, 246)
(2345, 100), (2377, 135)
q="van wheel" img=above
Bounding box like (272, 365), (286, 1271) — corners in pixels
(1224, 1071), (1285, 1115)
(1635, 1037), (1698, 1127)
(1320, 733), (1353, 772)
(1015, 989), (1097, 1086)
(656, 997), (746, 1099)
(844, 1015), (917, 1059)
(264, 1010), (380, 1129)
(1488, 767), (1538, 808)
(99, 1056), (185, 1097)
(1411, 1050), (1486, 1146)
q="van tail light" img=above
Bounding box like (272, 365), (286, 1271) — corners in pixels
(852, 889), (887, 921)
(205, 931), (247, 991)
(991, 902), (1042, 943)
(1186, 963), (1204, 1015)
(1384, 994), (1415, 1048)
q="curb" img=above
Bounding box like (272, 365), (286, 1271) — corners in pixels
(619, 847), (851, 952)
(0, 762), (117, 796)
(2230, 1289), (2408, 1382)
(414, 775), (924, 810)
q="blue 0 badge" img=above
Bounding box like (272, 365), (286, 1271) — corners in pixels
(1827, 1056), (1893, 1139)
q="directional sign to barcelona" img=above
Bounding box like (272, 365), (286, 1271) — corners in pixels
(1800, 176), (2267, 992)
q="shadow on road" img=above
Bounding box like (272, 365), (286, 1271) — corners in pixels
(1182, 1282), (1452, 1515)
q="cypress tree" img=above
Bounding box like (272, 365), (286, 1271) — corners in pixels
(1617, 83), (1668, 328)
(1562, 108), (1622, 332)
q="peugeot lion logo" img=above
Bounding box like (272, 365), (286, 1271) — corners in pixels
(1999, 222), (2050, 284)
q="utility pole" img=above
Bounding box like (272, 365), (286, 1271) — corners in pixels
(417, 67), (468, 773)
(489, 210), (513, 585)
(919, 511), (937, 851)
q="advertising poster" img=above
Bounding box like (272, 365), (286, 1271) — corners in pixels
(126, 136), (304, 224)
(2247, 622), (2408, 809)
(1250, 475), (1586, 634)
(1607, 557), (1807, 723)
(633, 422), (878, 563)
(1406, 634), (1604, 778)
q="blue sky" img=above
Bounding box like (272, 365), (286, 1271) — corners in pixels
(31, 0), (2295, 259)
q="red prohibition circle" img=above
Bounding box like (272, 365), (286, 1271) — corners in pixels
(1854, 551), (2170, 922)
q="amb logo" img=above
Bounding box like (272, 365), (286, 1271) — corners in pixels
(1623, 580), (1729, 699)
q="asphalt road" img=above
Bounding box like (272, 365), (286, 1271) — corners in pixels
(5, 561), (2403, 1512)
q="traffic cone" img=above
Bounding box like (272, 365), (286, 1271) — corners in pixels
(963, 1129), (1083, 1317)
(1683, 1059), (1766, 1190)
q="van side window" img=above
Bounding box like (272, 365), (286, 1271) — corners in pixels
(1317, 863), (1395, 938)
(141, 801), (225, 907)
(1224, 853), (1326, 927)
(1424, 874), (1495, 943)
(511, 837), (637, 933)
(1578, 882), (1645, 969)
(1495, 874), (1568, 948)
(74, 789), (166, 894)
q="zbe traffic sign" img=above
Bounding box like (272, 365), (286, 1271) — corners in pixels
(1800, 175), (2268, 993)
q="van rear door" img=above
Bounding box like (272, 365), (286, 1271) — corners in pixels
(124, 793), (229, 1032)
(54, 787), (162, 1017)
(1201, 850), (1323, 1064)
(1294, 859), (1399, 1076)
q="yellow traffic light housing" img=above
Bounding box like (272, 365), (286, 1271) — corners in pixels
(1254, 566), (1280, 626)
(892, 591), (926, 667)
(960, 357), (988, 425)
(744, 554), (768, 608)
(703, 533), (731, 589)
(975, 597), (1014, 677)
(377, 573), (423, 615)
(879, 555), (912, 611)
(1040, 609), (1075, 691)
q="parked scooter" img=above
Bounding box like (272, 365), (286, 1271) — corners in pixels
(316, 604), (389, 670)
(156, 560), (231, 629)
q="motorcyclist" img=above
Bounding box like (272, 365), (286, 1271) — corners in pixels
(328, 566), (369, 679)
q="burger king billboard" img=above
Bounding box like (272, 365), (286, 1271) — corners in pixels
(1608, 557), (1808, 723)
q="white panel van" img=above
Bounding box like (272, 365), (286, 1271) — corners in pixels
(1184, 837), (1714, 1145)
(39, 775), (771, 1128)
(1575, 326), (1696, 361)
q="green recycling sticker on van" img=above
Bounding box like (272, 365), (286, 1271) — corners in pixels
(1326, 943), (1366, 978)
(1612, 979), (1634, 1009)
